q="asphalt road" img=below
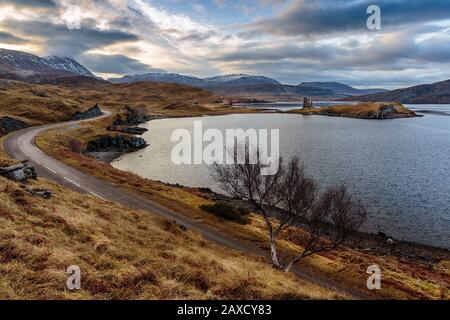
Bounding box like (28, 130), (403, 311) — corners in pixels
(3, 111), (368, 299)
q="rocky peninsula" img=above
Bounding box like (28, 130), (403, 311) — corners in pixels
(290, 102), (418, 119)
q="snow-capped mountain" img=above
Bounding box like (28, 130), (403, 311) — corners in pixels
(204, 74), (281, 86)
(109, 73), (282, 87)
(109, 73), (205, 86)
(0, 49), (57, 74)
(0, 49), (95, 82)
(42, 56), (94, 77)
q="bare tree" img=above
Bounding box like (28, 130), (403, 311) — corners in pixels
(212, 152), (367, 272)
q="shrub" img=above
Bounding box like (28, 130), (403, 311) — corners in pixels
(200, 202), (251, 225)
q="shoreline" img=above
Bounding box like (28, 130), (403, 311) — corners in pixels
(84, 111), (449, 259)
(153, 182), (450, 263)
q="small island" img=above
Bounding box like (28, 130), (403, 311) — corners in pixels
(290, 102), (418, 119)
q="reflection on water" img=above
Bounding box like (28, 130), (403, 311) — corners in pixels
(113, 104), (450, 248)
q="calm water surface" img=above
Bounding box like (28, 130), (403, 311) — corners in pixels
(113, 104), (450, 248)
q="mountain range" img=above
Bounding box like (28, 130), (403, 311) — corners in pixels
(0, 48), (99, 84)
(1, 48), (450, 103)
(344, 79), (450, 104)
(109, 73), (388, 100)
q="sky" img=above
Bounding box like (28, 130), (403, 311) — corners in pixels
(0, 0), (450, 89)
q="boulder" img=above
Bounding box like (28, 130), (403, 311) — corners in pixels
(0, 160), (37, 182)
(87, 135), (148, 152)
(113, 106), (152, 125)
(107, 125), (148, 135)
(0, 116), (29, 135)
(29, 188), (52, 199)
(73, 104), (103, 120)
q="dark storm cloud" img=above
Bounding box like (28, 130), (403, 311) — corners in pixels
(0, 0), (56, 8)
(1, 19), (139, 57)
(0, 31), (26, 44)
(212, 22), (450, 85)
(212, 44), (339, 62)
(80, 54), (167, 74)
(248, 0), (450, 36)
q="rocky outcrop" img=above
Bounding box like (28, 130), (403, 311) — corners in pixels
(107, 125), (148, 135)
(318, 103), (416, 119)
(25, 187), (52, 199)
(113, 106), (151, 125)
(0, 116), (29, 135)
(292, 102), (417, 119)
(73, 104), (103, 120)
(87, 135), (148, 153)
(0, 161), (37, 182)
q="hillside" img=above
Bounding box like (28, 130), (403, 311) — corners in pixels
(0, 175), (337, 299)
(290, 102), (417, 119)
(34, 118), (449, 300)
(109, 73), (386, 101)
(0, 79), (236, 136)
(0, 49), (95, 83)
(345, 79), (450, 104)
(298, 82), (387, 96)
(0, 79), (448, 300)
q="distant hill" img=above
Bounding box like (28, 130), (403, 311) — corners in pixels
(298, 82), (387, 96)
(109, 73), (386, 101)
(344, 79), (450, 104)
(109, 73), (281, 87)
(109, 72), (205, 86)
(204, 74), (281, 86)
(0, 48), (97, 84)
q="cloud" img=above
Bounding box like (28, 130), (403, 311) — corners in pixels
(0, 0), (449, 87)
(79, 53), (166, 74)
(0, 0), (56, 8)
(247, 0), (450, 37)
(0, 31), (26, 44)
(1, 19), (139, 57)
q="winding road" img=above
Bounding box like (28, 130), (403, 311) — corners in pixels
(3, 111), (368, 300)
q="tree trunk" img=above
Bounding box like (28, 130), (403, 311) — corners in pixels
(270, 237), (281, 269)
(284, 261), (295, 273)
(284, 253), (306, 273)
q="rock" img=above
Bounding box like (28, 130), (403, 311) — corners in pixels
(29, 188), (52, 199)
(107, 125), (148, 135)
(0, 116), (29, 135)
(113, 106), (151, 125)
(87, 135), (148, 153)
(73, 104), (103, 120)
(31, 89), (49, 97)
(387, 238), (394, 245)
(377, 231), (388, 238)
(0, 160), (37, 182)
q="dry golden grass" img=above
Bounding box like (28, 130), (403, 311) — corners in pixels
(0, 176), (341, 300)
(35, 124), (450, 300)
(2, 79), (448, 300)
(0, 79), (254, 135)
(290, 102), (417, 118)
